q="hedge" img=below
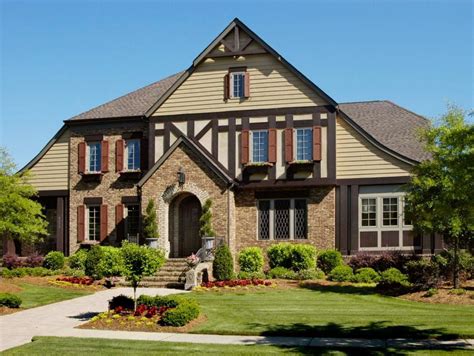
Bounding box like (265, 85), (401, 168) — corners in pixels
(0, 293), (22, 308)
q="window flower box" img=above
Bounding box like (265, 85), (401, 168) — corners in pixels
(118, 170), (142, 180)
(287, 160), (314, 179)
(243, 162), (273, 174)
(80, 172), (103, 182)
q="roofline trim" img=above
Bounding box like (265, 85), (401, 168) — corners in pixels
(64, 115), (145, 125)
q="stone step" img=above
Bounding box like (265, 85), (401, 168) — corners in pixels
(155, 271), (186, 277)
(118, 281), (184, 289)
(143, 275), (185, 282)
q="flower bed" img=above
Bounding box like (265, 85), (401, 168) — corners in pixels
(201, 279), (272, 288)
(56, 276), (94, 285)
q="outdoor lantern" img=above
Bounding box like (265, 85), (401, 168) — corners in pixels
(177, 167), (185, 185)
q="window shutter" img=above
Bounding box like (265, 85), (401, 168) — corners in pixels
(223, 74), (230, 100)
(244, 71), (250, 98)
(115, 139), (124, 172)
(313, 126), (322, 161)
(115, 204), (124, 242)
(284, 128), (293, 163)
(241, 129), (249, 164)
(78, 142), (86, 174)
(101, 140), (109, 173)
(268, 128), (277, 163)
(100, 204), (108, 242)
(77, 205), (85, 242)
(140, 138), (148, 171)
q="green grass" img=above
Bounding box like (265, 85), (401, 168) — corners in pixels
(190, 285), (474, 339)
(15, 283), (91, 309)
(3, 337), (473, 355)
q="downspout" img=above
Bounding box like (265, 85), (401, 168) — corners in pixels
(227, 182), (236, 247)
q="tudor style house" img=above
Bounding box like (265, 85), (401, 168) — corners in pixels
(12, 18), (442, 259)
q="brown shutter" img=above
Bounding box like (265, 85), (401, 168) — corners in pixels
(284, 128), (294, 163)
(244, 71), (250, 98)
(115, 139), (124, 172)
(115, 204), (124, 242)
(268, 128), (277, 163)
(140, 138), (148, 171)
(77, 205), (85, 242)
(241, 129), (249, 164)
(313, 126), (322, 161)
(78, 142), (86, 174)
(100, 204), (108, 242)
(223, 74), (230, 100)
(101, 140), (109, 173)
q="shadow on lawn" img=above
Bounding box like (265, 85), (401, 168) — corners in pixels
(300, 282), (377, 295)
(270, 345), (467, 355)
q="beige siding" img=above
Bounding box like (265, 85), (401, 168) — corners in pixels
(336, 117), (411, 178)
(28, 129), (70, 190)
(153, 54), (327, 116)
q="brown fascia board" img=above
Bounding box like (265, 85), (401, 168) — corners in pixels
(64, 115), (145, 125)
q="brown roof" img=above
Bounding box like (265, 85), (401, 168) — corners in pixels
(339, 100), (430, 162)
(68, 72), (183, 121)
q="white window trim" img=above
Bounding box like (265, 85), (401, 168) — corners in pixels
(85, 205), (100, 241)
(124, 139), (141, 172)
(294, 127), (313, 162)
(358, 192), (416, 251)
(86, 141), (101, 173)
(256, 198), (308, 240)
(229, 71), (245, 99)
(250, 130), (268, 163)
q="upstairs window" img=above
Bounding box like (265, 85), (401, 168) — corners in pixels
(295, 128), (312, 161)
(87, 142), (101, 173)
(125, 139), (140, 171)
(230, 72), (245, 98)
(252, 130), (268, 163)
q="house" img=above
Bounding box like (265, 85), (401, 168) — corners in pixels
(11, 18), (442, 259)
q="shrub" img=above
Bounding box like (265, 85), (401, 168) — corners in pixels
(2, 255), (22, 269)
(238, 247), (264, 273)
(405, 259), (440, 289)
(25, 254), (44, 267)
(352, 267), (380, 283)
(433, 249), (474, 282)
(212, 245), (234, 281)
(291, 244), (317, 271)
(61, 268), (86, 278)
(85, 245), (105, 279)
(1, 267), (54, 278)
(43, 251), (65, 270)
(98, 246), (125, 277)
(348, 254), (377, 271)
(69, 249), (88, 270)
(449, 288), (466, 296)
(372, 251), (419, 272)
(267, 267), (297, 279)
(109, 295), (135, 310)
(137, 295), (180, 308)
(297, 268), (325, 280)
(424, 288), (438, 297)
(160, 299), (200, 327)
(267, 243), (293, 269)
(378, 268), (411, 289)
(0, 293), (22, 308)
(328, 265), (354, 282)
(317, 250), (344, 274)
(237, 271), (266, 280)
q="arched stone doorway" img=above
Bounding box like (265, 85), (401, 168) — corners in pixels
(169, 193), (202, 258)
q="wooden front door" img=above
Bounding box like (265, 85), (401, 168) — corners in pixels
(178, 195), (202, 257)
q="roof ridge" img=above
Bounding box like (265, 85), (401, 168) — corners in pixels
(339, 100), (388, 105)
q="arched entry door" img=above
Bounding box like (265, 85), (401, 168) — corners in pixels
(170, 194), (202, 257)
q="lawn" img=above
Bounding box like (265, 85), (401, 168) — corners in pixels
(3, 337), (473, 356)
(190, 285), (474, 339)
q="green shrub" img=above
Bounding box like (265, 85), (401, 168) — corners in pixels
(1, 267), (54, 278)
(290, 244), (317, 271)
(267, 267), (298, 279)
(137, 295), (180, 308)
(297, 268), (325, 280)
(238, 247), (264, 273)
(160, 299), (200, 327)
(212, 245), (234, 281)
(43, 251), (65, 270)
(317, 250), (344, 274)
(424, 288), (438, 297)
(378, 268), (411, 289)
(0, 293), (22, 308)
(352, 267), (380, 283)
(109, 295), (134, 310)
(267, 243), (293, 269)
(449, 288), (466, 296)
(85, 246), (105, 279)
(68, 249), (88, 270)
(98, 246), (125, 277)
(236, 271), (266, 280)
(328, 265), (354, 282)
(433, 249), (474, 282)
(61, 268), (86, 278)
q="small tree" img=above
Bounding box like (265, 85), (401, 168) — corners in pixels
(0, 147), (48, 249)
(213, 244), (234, 281)
(143, 199), (159, 240)
(405, 106), (474, 288)
(199, 199), (215, 237)
(121, 241), (165, 309)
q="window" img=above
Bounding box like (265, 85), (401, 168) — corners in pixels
(257, 198), (307, 240)
(383, 197), (398, 226)
(252, 130), (268, 162)
(125, 139), (140, 171)
(125, 204), (140, 237)
(230, 72), (245, 98)
(88, 142), (101, 173)
(87, 206), (100, 241)
(361, 198), (377, 227)
(296, 128), (312, 161)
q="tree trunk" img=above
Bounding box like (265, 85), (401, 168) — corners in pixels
(453, 235), (459, 289)
(133, 282), (138, 311)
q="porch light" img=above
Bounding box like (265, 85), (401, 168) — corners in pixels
(177, 167), (185, 186)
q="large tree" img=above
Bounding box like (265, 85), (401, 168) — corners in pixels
(405, 106), (474, 288)
(0, 147), (48, 249)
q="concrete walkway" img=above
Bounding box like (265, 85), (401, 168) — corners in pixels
(1, 288), (473, 352)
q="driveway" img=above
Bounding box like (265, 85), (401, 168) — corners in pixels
(0, 287), (186, 352)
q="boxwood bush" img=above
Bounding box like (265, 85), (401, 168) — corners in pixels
(297, 268), (325, 280)
(137, 295), (180, 308)
(291, 244), (317, 271)
(378, 267), (411, 290)
(352, 267), (380, 283)
(328, 265), (354, 282)
(98, 246), (125, 277)
(238, 247), (264, 273)
(237, 271), (266, 280)
(0, 293), (22, 308)
(212, 245), (234, 281)
(85, 245), (105, 279)
(267, 243), (293, 269)
(68, 249), (88, 270)
(160, 298), (200, 327)
(267, 267), (298, 279)
(317, 250), (344, 274)
(43, 251), (65, 270)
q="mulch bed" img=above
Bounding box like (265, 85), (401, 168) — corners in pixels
(399, 287), (474, 305)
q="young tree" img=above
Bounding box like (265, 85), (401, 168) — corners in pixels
(0, 147), (48, 249)
(405, 106), (474, 288)
(121, 241), (165, 309)
(142, 199), (159, 240)
(199, 199), (216, 237)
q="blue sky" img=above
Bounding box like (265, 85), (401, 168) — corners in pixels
(1, 0), (472, 168)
